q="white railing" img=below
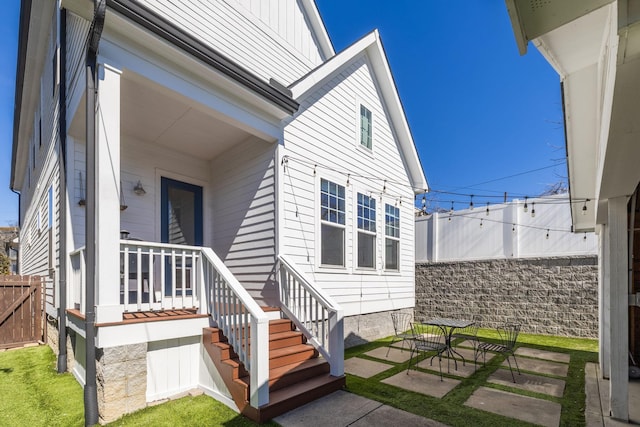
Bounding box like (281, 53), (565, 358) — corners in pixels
(119, 240), (203, 313)
(69, 247), (85, 313)
(278, 255), (344, 376)
(201, 247), (270, 407)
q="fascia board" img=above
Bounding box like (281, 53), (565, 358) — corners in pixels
(299, 0), (335, 60)
(290, 31), (377, 99)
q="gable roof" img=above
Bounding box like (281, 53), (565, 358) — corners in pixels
(289, 30), (428, 194)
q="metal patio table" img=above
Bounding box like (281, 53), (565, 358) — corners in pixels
(421, 317), (475, 372)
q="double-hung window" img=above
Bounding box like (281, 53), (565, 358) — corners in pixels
(357, 193), (376, 268)
(385, 203), (400, 270)
(360, 105), (372, 149)
(320, 179), (346, 266)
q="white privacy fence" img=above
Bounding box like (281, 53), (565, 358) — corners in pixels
(416, 196), (598, 262)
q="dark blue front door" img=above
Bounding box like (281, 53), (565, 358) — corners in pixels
(161, 177), (203, 295)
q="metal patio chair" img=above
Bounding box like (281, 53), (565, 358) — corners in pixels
(477, 322), (521, 382)
(407, 322), (447, 381)
(452, 315), (480, 369)
(386, 311), (414, 356)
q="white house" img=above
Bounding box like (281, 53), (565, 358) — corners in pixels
(505, 0), (640, 422)
(11, 0), (427, 423)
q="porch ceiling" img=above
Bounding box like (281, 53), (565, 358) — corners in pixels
(120, 74), (254, 160)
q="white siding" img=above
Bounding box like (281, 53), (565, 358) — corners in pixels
(65, 12), (89, 123)
(210, 138), (278, 306)
(20, 11), (61, 279)
(282, 55), (416, 317)
(147, 336), (201, 401)
(135, 0), (322, 85)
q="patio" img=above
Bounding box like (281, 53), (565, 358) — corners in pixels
(275, 330), (626, 427)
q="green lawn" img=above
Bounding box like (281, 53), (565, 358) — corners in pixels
(0, 345), (272, 427)
(344, 328), (599, 427)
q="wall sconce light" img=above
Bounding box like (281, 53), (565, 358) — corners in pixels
(133, 180), (146, 196)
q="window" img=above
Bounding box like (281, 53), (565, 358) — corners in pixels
(360, 105), (372, 149)
(385, 204), (400, 270)
(320, 178), (345, 266)
(357, 193), (376, 268)
(48, 186), (53, 228)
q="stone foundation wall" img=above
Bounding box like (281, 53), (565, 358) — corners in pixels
(97, 343), (148, 424)
(415, 256), (598, 338)
(45, 318), (76, 371)
(344, 307), (413, 348)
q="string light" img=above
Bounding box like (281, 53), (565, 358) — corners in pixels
(531, 202), (535, 218)
(546, 229), (550, 239)
(346, 174), (350, 187)
(421, 191), (426, 210)
(512, 224), (516, 233)
(582, 199), (589, 215)
(313, 164), (317, 176)
(480, 218), (483, 228)
(584, 232), (587, 241)
(450, 201), (454, 213)
(523, 196), (528, 213)
(486, 202), (490, 216)
(469, 194), (474, 210)
(383, 180), (387, 193)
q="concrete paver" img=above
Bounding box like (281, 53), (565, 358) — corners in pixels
(364, 346), (412, 363)
(487, 367), (566, 397)
(465, 386), (561, 427)
(515, 347), (570, 364)
(418, 354), (478, 378)
(274, 390), (383, 426)
(344, 357), (393, 378)
(382, 369), (461, 398)
(350, 404), (450, 427)
(505, 355), (569, 377)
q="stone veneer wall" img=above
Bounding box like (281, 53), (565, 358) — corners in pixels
(344, 307), (413, 348)
(415, 256), (598, 338)
(97, 344), (148, 424)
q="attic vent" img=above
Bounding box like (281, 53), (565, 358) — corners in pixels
(530, 0), (552, 11)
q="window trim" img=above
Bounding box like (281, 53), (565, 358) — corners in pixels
(319, 177), (347, 269)
(384, 202), (401, 271)
(356, 99), (374, 153)
(356, 191), (377, 270)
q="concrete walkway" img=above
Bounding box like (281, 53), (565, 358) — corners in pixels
(275, 342), (576, 427)
(584, 362), (640, 426)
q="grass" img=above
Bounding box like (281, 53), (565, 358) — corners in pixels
(0, 345), (84, 426)
(0, 345), (276, 427)
(343, 328), (598, 427)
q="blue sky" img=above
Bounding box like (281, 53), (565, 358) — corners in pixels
(0, 1), (564, 225)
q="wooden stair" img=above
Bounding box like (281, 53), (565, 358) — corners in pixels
(203, 318), (345, 423)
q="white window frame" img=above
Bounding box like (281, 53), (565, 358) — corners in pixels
(319, 177), (347, 268)
(356, 192), (377, 269)
(384, 203), (400, 271)
(356, 101), (374, 152)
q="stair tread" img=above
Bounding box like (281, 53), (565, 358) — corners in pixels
(270, 344), (315, 359)
(267, 374), (344, 404)
(269, 356), (326, 376)
(269, 330), (303, 340)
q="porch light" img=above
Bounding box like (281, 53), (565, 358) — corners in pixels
(133, 180), (146, 196)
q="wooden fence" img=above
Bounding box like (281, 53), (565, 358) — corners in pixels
(0, 275), (44, 349)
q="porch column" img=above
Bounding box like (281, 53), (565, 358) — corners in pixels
(598, 224), (610, 379)
(607, 197), (629, 421)
(95, 63), (122, 323)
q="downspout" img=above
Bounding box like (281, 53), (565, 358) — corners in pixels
(84, 1), (105, 425)
(9, 189), (20, 273)
(57, 7), (68, 375)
